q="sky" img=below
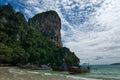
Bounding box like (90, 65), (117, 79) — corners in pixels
(1, 0), (120, 65)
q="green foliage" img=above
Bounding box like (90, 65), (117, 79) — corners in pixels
(0, 43), (13, 63)
(0, 32), (8, 43)
(0, 4), (80, 66)
(65, 52), (80, 66)
(12, 46), (29, 65)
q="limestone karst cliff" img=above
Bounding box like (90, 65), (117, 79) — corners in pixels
(28, 11), (62, 46)
(0, 4), (80, 66)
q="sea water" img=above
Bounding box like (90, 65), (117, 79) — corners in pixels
(76, 65), (120, 80)
(28, 65), (120, 80)
(25, 65), (120, 80)
(4, 65), (120, 80)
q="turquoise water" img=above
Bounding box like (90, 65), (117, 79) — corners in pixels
(27, 65), (120, 80)
(8, 65), (119, 80)
(31, 65), (120, 80)
(77, 65), (120, 80)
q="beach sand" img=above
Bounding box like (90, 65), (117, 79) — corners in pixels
(0, 67), (99, 80)
(0, 67), (75, 80)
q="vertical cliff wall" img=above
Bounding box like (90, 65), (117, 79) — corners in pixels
(28, 10), (62, 46)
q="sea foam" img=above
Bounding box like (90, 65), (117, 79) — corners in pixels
(66, 75), (103, 80)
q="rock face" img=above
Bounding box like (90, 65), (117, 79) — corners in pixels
(28, 10), (62, 46)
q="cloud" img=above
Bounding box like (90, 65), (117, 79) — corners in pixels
(62, 0), (120, 64)
(95, 56), (104, 60)
(2, 0), (120, 65)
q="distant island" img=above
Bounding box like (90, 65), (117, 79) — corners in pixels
(110, 63), (120, 65)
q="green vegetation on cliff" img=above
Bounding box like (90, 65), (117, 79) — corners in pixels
(0, 4), (80, 66)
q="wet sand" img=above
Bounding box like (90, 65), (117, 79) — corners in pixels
(0, 67), (99, 80)
(0, 67), (75, 80)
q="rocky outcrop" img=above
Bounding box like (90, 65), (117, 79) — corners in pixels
(28, 10), (62, 46)
(0, 4), (80, 66)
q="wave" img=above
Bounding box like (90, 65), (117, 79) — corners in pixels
(66, 75), (102, 80)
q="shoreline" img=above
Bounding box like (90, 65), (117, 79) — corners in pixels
(0, 67), (99, 80)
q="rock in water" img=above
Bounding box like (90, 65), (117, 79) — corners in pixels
(28, 10), (62, 46)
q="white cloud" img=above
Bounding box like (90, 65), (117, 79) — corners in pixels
(63, 0), (120, 64)
(25, 0), (40, 5)
(24, 9), (34, 17)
